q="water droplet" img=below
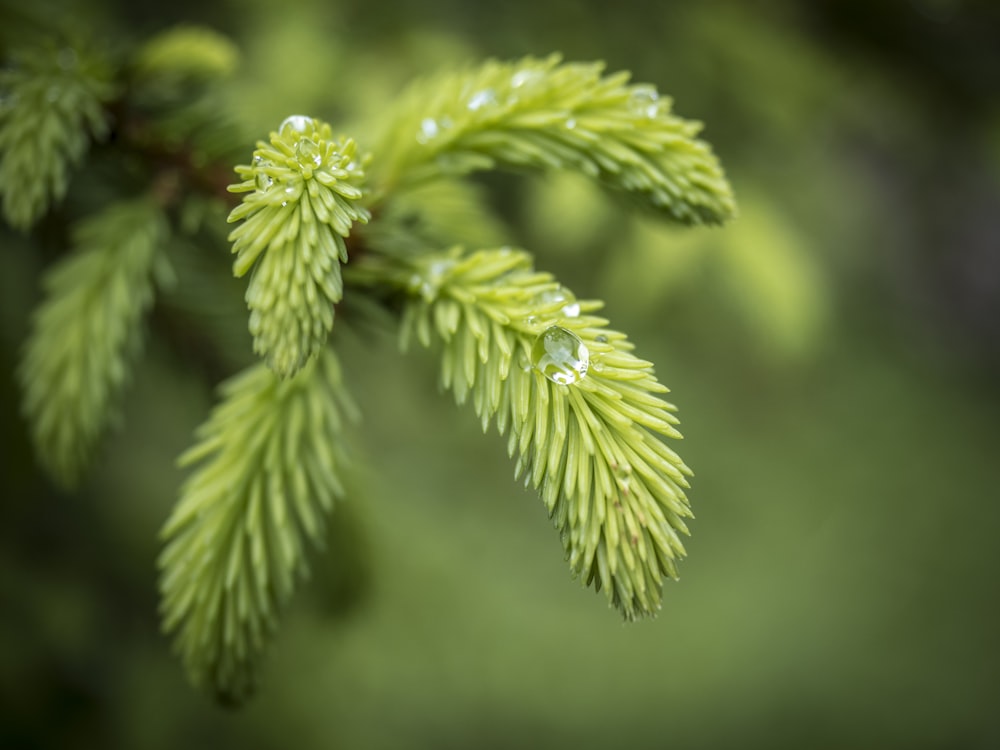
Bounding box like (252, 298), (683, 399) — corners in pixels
(511, 69), (541, 89)
(255, 172), (273, 191)
(280, 114), (314, 135)
(467, 88), (497, 111)
(629, 86), (660, 119)
(418, 259), (453, 301)
(565, 117), (577, 130)
(538, 287), (580, 318)
(595, 334), (608, 344)
(417, 117), (440, 144)
(295, 138), (322, 169)
(532, 326), (589, 385)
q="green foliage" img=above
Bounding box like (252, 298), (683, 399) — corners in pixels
(8, 24), (736, 705)
(159, 349), (357, 703)
(372, 54), (736, 225)
(132, 26), (240, 87)
(0, 40), (116, 229)
(227, 117), (370, 378)
(18, 198), (168, 486)
(352, 247), (692, 618)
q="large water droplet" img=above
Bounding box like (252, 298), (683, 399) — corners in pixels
(467, 88), (497, 111)
(532, 326), (589, 385)
(280, 114), (314, 135)
(629, 86), (660, 119)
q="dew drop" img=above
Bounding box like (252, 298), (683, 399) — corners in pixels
(565, 117), (577, 130)
(629, 86), (660, 119)
(280, 114), (314, 135)
(417, 117), (440, 144)
(467, 88), (497, 111)
(255, 172), (273, 191)
(532, 326), (590, 385)
(295, 138), (322, 169)
(511, 69), (541, 89)
(595, 334), (608, 344)
(420, 259), (453, 300)
(538, 287), (580, 318)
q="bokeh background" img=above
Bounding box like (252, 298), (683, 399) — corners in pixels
(2, 0), (999, 747)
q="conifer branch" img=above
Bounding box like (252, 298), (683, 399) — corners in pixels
(227, 116), (371, 378)
(4, 21), (737, 699)
(121, 24), (247, 195)
(18, 198), (168, 486)
(158, 348), (358, 704)
(350, 247), (693, 619)
(131, 26), (240, 88)
(371, 54), (735, 225)
(0, 40), (116, 230)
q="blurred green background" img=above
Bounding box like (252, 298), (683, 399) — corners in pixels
(2, 0), (999, 747)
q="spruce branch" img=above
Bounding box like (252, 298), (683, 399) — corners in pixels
(371, 54), (735, 225)
(158, 348), (358, 705)
(122, 24), (248, 183)
(18, 197), (169, 487)
(227, 116), (371, 378)
(0, 40), (116, 230)
(131, 25), (240, 88)
(350, 247), (693, 619)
